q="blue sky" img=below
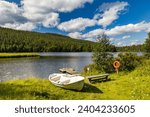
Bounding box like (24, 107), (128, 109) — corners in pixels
(0, 0), (150, 46)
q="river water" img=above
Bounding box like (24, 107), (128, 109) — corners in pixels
(0, 52), (92, 82)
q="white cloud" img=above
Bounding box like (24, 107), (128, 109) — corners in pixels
(21, 0), (93, 28)
(61, 1), (129, 33)
(58, 1), (129, 33)
(122, 35), (131, 39)
(0, 0), (35, 30)
(52, 0), (93, 12)
(42, 13), (59, 28)
(116, 42), (124, 46)
(114, 39), (144, 47)
(22, 0), (93, 13)
(83, 29), (104, 39)
(0, 0), (93, 30)
(109, 38), (116, 41)
(68, 32), (97, 41)
(0, 1), (25, 24)
(58, 18), (96, 32)
(1, 22), (36, 31)
(84, 38), (94, 41)
(68, 29), (104, 40)
(68, 32), (83, 39)
(94, 1), (128, 28)
(106, 21), (150, 36)
(68, 21), (150, 44)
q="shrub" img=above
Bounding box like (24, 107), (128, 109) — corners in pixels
(93, 34), (116, 73)
(116, 53), (142, 71)
(93, 52), (114, 73)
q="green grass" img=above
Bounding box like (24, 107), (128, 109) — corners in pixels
(0, 60), (150, 100)
(0, 53), (40, 58)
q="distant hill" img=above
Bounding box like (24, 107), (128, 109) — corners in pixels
(0, 27), (96, 52)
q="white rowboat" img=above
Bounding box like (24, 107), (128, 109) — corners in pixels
(48, 73), (84, 91)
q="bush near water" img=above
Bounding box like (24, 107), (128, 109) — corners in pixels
(116, 53), (142, 71)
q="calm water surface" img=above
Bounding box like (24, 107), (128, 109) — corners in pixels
(0, 52), (143, 82)
(0, 52), (92, 82)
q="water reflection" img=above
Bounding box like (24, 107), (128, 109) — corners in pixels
(0, 53), (92, 82)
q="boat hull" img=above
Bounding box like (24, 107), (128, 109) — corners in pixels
(49, 73), (84, 91)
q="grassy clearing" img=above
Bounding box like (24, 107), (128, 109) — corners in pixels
(0, 53), (40, 58)
(0, 60), (150, 100)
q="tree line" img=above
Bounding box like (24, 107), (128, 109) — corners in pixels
(0, 27), (96, 52)
(116, 45), (144, 52)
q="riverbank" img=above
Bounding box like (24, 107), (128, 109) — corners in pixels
(0, 59), (150, 100)
(0, 53), (40, 58)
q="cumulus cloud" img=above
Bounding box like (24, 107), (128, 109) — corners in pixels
(61, 1), (128, 33)
(22, 0), (93, 13)
(115, 39), (144, 47)
(106, 21), (150, 36)
(109, 38), (116, 41)
(68, 32), (83, 39)
(68, 21), (150, 42)
(83, 29), (104, 39)
(0, 1), (25, 24)
(0, 0), (35, 30)
(94, 1), (128, 28)
(0, 0), (93, 30)
(68, 29), (104, 40)
(21, 0), (93, 28)
(122, 35), (131, 39)
(116, 42), (124, 46)
(1, 22), (36, 31)
(42, 13), (59, 28)
(58, 18), (96, 32)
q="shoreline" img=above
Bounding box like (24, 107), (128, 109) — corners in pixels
(0, 55), (150, 100)
(0, 59), (150, 100)
(0, 53), (40, 58)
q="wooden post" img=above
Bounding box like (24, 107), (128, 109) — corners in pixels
(116, 68), (119, 74)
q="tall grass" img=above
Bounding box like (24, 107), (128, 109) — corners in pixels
(0, 53), (40, 58)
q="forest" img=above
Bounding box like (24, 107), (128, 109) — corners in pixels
(116, 44), (144, 52)
(0, 27), (96, 52)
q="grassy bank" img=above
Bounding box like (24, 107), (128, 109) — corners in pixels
(0, 53), (40, 58)
(0, 60), (150, 100)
